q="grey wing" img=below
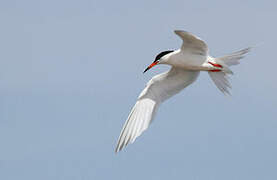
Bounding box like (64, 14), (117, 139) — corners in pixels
(174, 30), (208, 56)
(115, 68), (199, 152)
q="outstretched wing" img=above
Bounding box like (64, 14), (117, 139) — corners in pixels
(115, 68), (199, 152)
(174, 30), (208, 56)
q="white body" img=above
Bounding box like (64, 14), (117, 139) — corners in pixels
(161, 49), (213, 71)
(115, 30), (251, 152)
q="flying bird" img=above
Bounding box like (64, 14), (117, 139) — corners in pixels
(115, 30), (251, 153)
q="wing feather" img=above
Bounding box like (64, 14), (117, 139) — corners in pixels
(208, 71), (231, 95)
(115, 68), (199, 152)
(174, 30), (208, 56)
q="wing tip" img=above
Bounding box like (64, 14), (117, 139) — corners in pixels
(115, 142), (121, 153)
(114, 141), (125, 153)
(174, 30), (189, 36)
(208, 71), (233, 96)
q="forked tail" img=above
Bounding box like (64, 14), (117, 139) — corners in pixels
(208, 47), (251, 95)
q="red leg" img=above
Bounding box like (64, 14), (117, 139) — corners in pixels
(208, 61), (223, 68)
(208, 61), (222, 72)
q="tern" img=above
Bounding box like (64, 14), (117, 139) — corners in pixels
(115, 30), (251, 153)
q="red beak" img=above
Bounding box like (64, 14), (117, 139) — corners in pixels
(143, 61), (158, 73)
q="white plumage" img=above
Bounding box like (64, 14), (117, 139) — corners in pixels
(115, 68), (199, 152)
(115, 30), (251, 153)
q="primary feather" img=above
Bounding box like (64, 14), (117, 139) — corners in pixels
(115, 68), (199, 152)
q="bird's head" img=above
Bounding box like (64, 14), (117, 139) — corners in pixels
(143, 50), (174, 73)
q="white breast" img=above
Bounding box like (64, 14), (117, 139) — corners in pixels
(163, 49), (208, 70)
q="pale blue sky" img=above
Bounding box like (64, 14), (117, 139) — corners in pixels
(0, 0), (276, 179)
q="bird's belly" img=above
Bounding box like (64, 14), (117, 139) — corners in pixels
(169, 54), (207, 70)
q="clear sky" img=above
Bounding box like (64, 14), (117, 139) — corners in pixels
(0, 0), (276, 179)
